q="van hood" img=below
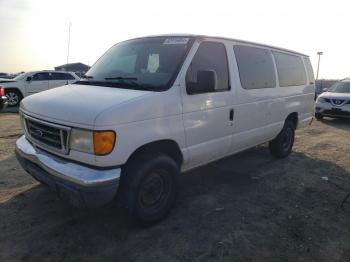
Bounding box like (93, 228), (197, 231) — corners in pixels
(321, 91), (350, 100)
(21, 84), (152, 128)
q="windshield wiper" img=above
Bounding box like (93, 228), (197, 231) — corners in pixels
(74, 80), (161, 91)
(104, 76), (137, 80)
(104, 76), (139, 88)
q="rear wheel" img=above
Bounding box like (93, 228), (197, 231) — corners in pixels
(121, 153), (179, 225)
(269, 120), (295, 158)
(5, 89), (22, 107)
(315, 113), (323, 121)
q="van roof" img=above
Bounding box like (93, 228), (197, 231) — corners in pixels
(133, 34), (309, 57)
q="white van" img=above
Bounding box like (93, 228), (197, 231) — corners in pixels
(15, 35), (315, 224)
(0, 70), (79, 107)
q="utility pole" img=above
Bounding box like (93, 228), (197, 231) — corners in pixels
(316, 51), (323, 80)
(66, 21), (71, 66)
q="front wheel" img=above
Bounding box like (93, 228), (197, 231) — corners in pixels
(269, 121), (295, 158)
(5, 90), (22, 107)
(315, 113), (323, 121)
(122, 153), (179, 225)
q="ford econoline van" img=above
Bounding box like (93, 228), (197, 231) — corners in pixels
(15, 35), (315, 224)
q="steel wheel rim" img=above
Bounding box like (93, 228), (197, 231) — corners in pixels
(139, 171), (168, 208)
(282, 127), (293, 151)
(6, 92), (19, 106)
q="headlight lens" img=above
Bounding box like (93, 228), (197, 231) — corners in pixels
(70, 129), (94, 153)
(70, 129), (116, 155)
(317, 97), (326, 103)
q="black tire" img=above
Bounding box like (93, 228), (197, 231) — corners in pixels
(315, 113), (323, 121)
(5, 89), (22, 107)
(269, 120), (295, 158)
(121, 153), (179, 226)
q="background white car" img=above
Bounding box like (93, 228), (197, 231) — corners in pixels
(315, 79), (350, 120)
(0, 71), (80, 107)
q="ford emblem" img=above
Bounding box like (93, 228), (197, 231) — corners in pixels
(33, 129), (43, 137)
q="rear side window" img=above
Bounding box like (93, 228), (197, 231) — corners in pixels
(303, 57), (315, 84)
(32, 73), (51, 81)
(233, 45), (276, 89)
(273, 52), (307, 87)
(52, 73), (75, 80)
(186, 42), (230, 92)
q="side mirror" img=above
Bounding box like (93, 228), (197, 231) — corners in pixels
(322, 87), (328, 92)
(187, 70), (217, 94)
(26, 76), (32, 82)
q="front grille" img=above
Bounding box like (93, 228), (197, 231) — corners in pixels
(23, 115), (71, 154)
(323, 109), (350, 117)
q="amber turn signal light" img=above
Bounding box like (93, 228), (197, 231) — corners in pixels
(93, 131), (116, 155)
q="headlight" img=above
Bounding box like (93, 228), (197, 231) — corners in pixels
(70, 129), (116, 155)
(317, 97), (326, 103)
(70, 129), (94, 153)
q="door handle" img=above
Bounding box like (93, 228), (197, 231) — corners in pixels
(229, 109), (234, 121)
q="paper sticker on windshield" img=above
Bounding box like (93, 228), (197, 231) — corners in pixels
(163, 38), (189, 45)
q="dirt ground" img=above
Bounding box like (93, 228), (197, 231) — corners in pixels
(0, 112), (350, 262)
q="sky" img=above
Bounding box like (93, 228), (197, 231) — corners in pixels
(0, 0), (349, 79)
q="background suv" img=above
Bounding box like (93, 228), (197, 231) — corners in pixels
(315, 79), (350, 120)
(0, 71), (79, 107)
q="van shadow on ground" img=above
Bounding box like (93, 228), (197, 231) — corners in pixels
(1, 146), (350, 262)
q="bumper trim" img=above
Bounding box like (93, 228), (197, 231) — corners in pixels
(316, 107), (350, 118)
(15, 135), (121, 187)
(320, 113), (350, 119)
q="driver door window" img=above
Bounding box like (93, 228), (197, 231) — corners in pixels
(186, 42), (230, 94)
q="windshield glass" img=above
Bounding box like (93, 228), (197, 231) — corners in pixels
(329, 81), (350, 93)
(77, 36), (194, 91)
(13, 72), (31, 81)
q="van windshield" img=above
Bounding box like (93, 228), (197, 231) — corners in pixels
(329, 81), (350, 93)
(76, 36), (194, 91)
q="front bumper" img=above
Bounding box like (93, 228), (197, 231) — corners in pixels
(315, 102), (350, 118)
(15, 135), (121, 208)
(0, 95), (8, 110)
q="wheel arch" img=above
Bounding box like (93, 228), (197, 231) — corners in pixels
(125, 139), (183, 168)
(286, 112), (298, 129)
(4, 87), (24, 98)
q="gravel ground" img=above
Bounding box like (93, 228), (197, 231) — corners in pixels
(0, 112), (350, 262)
